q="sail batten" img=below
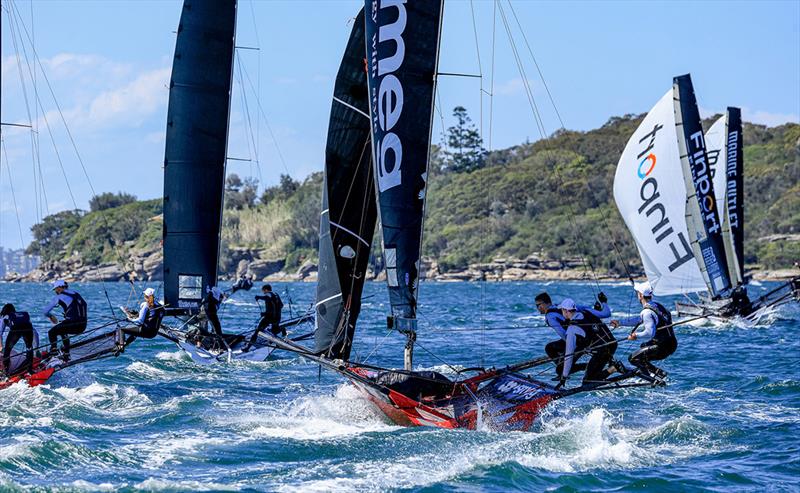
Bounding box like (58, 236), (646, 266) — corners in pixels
(162, 0), (237, 310)
(314, 9), (378, 360)
(673, 74), (731, 297)
(365, 0), (444, 320)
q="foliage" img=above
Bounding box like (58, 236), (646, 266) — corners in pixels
(224, 174), (258, 210)
(26, 210), (85, 262)
(441, 106), (486, 173)
(89, 192), (137, 212)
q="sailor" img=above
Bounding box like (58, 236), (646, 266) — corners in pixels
(1, 304), (36, 376)
(535, 291), (611, 378)
(610, 282), (677, 380)
(244, 284), (284, 352)
(43, 280), (88, 361)
(123, 288), (164, 344)
(558, 297), (618, 387)
(231, 276), (254, 294)
(728, 285), (753, 317)
(202, 286), (226, 342)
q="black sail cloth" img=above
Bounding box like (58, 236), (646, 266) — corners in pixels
(162, 0), (237, 311)
(364, 0), (443, 319)
(315, 9), (377, 360)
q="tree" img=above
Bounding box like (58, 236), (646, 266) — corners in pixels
(260, 174), (299, 206)
(26, 209), (85, 262)
(442, 106), (486, 173)
(89, 192), (136, 212)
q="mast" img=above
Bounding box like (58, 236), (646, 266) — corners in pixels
(315, 9), (377, 361)
(162, 0), (237, 312)
(613, 90), (706, 295)
(364, 0), (444, 370)
(673, 74), (732, 298)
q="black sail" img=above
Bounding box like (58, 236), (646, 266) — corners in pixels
(725, 107), (745, 283)
(315, 9), (377, 360)
(673, 74), (731, 297)
(364, 0), (443, 320)
(162, 0), (237, 310)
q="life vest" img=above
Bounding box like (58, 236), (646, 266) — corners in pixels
(60, 291), (88, 321)
(261, 292), (283, 319)
(5, 312), (33, 333)
(643, 301), (676, 345)
(568, 309), (616, 349)
(141, 302), (165, 338)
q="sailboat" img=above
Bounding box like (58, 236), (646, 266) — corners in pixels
(156, 0), (311, 363)
(614, 75), (799, 324)
(1, 2), (134, 388)
(266, 1), (660, 432)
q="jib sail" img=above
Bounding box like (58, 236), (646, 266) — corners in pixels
(613, 89), (706, 295)
(315, 9), (377, 360)
(673, 74), (731, 297)
(704, 107), (744, 286)
(162, 0), (237, 310)
(364, 0), (443, 321)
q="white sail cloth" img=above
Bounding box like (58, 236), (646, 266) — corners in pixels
(613, 90), (706, 295)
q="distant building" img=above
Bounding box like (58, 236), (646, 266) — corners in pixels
(0, 247), (40, 277)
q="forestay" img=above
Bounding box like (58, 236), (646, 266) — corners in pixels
(162, 0), (237, 311)
(673, 74), (731, 297)
(613, 90), (706, 295)
(315, 9), (377, 360)
(364, 0), (444, 320)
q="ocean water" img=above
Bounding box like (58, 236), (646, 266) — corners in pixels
(0, 280), (798, 492)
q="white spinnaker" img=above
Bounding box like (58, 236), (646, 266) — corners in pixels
(613, 90), (706, 295)
(705, 114), (742, 285)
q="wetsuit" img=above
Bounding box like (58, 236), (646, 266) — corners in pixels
(123, 301), (164, 344)
(43, 290), (88, 358)
(618, 301), (677, 376)
(1, 312), (35, 375)
(544, 303), (610, 377)
(247, 292), (284, 348)
(562, 308), (617, 384)
(202, 292), (224, 340)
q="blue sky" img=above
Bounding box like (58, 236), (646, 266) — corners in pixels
(1, 0), (798, 249)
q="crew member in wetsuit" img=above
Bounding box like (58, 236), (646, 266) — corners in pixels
(559, 298), (618, 387)
(243, 284), (284, 352)
(231, 276), (254, 293)
(535, 291), (611, 379)
(202, 286), (226, 344)
(611, 282), (677, 380)
(123, 288), (164, 344)
(43, 280), (88, 361)
(728, 285), (753, 317)
(1, 304), (36, 376)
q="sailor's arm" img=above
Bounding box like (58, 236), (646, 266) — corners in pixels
(133, 303), (148, 324)
(611, 314), (641, 328)
(578, 302), (611, 319)
(42, 297), (59, 324)
(562, 328), (578, 378)
(630, 310), (657, 340)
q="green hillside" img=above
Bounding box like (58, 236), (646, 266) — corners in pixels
(25, 114), (800, 278)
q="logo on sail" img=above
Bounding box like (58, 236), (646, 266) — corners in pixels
(634, 123), (694, 272)
(370, 0), (407, 193)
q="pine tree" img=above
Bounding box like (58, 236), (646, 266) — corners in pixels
(443, 106), (486, 173)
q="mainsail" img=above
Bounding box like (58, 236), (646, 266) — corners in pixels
(704, 108), (744, 286)
(162, 0), (237, 310)
(315, 9), (377, 360)
(364, 0), (444, 322)
(613, 90), (706, 295)
(673, 74), (731, 297)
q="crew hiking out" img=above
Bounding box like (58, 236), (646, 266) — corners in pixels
(43, 280), (88, 361)
(559, 298), (619, 387)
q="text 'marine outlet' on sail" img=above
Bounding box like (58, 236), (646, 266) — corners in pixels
(162, 0), (237, 311)
(365, 0), (443, 322)
(705, 108), (744, 287)
(613, 89), (706, 296)
(315, 8), (377, 361)
(673, 74), (732, 298)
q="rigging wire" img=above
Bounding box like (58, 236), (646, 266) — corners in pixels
(0, 137), (26, 247)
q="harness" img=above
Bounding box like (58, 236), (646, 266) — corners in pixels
(260, 292), (283, 319)
(141, 302), (165, 337)
(4, 312), (33, 335)
(643, 301), (676, 344)
(568, 309), (616, 350)
(60, 291), (88, 321)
